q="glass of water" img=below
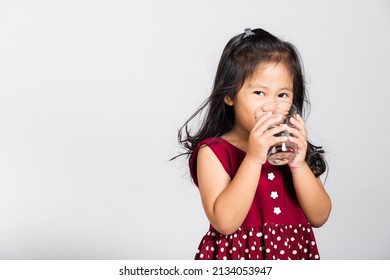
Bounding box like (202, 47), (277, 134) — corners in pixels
(255, 101), (297, 165)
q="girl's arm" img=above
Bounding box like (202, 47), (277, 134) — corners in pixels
(287, 115), (332, 227)
(197, 113), (288, 235)
(197, 147), (262, 235)
(290, 164), (331, 227)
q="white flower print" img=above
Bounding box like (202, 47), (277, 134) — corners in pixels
(270, 191), (278, 199)
(267, 172), (275, 181)
(273, 207), (282, 215)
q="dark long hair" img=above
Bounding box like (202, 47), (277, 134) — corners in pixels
(173, 28), (327, 177)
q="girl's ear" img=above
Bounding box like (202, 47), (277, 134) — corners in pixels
(224, 95), (234, 106)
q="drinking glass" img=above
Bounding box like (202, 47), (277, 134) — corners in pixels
(254, 101), (297, 165)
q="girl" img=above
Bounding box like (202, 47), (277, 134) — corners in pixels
(175, 28), (331, 260)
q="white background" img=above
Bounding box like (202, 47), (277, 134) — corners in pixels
(0, 0), (389, 259)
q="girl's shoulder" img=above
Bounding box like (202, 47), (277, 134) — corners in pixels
(197, 137), (229, 148)
(193, 137), (244, 159)
(196, 137), (244, 152)
(189, 137), (245, 186)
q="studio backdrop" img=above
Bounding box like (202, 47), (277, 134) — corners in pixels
(0, 0), (389, 259)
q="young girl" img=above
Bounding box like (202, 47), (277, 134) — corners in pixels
(175, 28), (331, 260)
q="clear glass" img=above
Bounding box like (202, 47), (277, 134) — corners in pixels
(254, 101), (297, 165)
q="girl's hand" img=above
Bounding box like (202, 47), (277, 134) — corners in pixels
(246, 112), (288, 165)
(287, 114), (308, 170)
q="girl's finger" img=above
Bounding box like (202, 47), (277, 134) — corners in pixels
(252, 111), (272, 131)
(268, 135), (289, 146)
(287, 126), (304, 139)
(253, 114), (286, 134)
(289, 114), (306, 137)
(262, 124), (288, 139)
(287, 131), (307, 150)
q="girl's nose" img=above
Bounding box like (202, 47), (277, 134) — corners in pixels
(270, 95), (279, 102)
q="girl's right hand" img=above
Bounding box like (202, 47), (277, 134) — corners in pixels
(246, 112), (288, 164)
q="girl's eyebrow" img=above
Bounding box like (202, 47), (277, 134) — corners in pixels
(250, 84), (293, 92)
(278, 87), (293, 92)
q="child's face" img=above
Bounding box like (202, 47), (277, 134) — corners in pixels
(224, 62), (294, 132)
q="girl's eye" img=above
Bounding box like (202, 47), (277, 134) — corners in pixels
(278, 92), (289, 98)
(254, 91), (265, 96)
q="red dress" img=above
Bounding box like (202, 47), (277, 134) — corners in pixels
(190, 137), (320, 260)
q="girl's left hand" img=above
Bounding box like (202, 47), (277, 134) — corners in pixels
(287, 114), (307, 170)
